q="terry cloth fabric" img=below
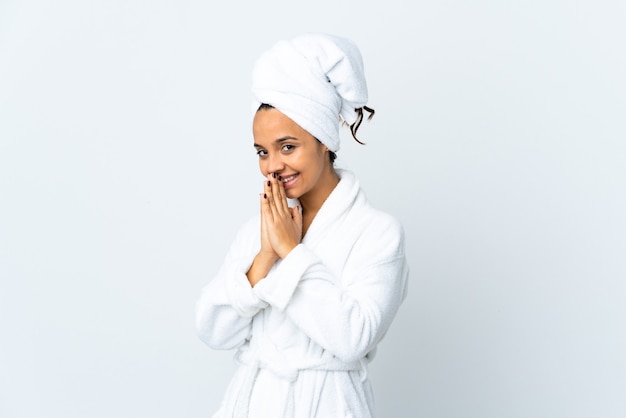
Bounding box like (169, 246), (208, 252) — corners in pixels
(251, 33), (369, 152)
(196, 169), (409, 418)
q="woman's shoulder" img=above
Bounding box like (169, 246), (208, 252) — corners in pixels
(341, 201), (406, 264)
(358, 203), (405, 240)
(338, 169), (405, 237)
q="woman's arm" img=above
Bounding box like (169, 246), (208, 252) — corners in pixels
(195, 217), (268, 350)
(253, 215), (409, 363)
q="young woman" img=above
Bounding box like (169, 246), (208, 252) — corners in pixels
(196, 33), (409, 418)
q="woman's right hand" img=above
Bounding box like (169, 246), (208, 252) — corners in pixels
(246, 183), (281, 287)
(259, 189), (280, 262)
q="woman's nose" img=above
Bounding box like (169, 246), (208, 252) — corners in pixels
(267, 154), (284, 174)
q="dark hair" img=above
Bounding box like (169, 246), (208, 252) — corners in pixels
(345, 106), (375, 145)
(256, 103), (373, 164)
(257, 103), (275, 112)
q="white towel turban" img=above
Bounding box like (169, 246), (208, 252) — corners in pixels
(251, 33), (369, 152)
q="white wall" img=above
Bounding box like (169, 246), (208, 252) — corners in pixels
(1, 1), (624, 417)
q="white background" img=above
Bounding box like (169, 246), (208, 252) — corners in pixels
(1, 1), (625, 417)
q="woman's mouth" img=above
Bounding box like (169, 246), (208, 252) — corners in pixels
(281, 174), (299, 189)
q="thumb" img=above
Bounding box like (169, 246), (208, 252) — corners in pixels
(291, 205), (302, 225)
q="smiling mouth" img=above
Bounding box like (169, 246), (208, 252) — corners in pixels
(281, 174), (298, 188)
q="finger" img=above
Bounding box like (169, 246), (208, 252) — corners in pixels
(259, 193), (268, 237)
(260, 192), (269, 218)
(274, 175), (290, 214)
(263, 175), (279, 213)
(264, 178), (273, 203)
(291, 205), (302, 227)
(261, 190), (273, 222)
(263, 178), (273, 209)
(265, 173), (281, 218)
(259, 193), (263, 214)
(264, 182), (280, 222)
(269, 172), (288, 216)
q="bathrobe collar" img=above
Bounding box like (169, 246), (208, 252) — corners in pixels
(292, 169), (365, 247)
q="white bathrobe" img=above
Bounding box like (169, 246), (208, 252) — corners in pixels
(196, 169), (409, 418)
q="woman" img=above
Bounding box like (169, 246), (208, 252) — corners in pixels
(196, 33), (409, 418)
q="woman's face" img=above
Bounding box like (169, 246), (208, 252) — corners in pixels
(253, 108), (330, 200)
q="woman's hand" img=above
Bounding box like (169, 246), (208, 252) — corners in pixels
(246, 173), (302, 287)
(262, 172), (302, 259)
(259, 190), (280, 262)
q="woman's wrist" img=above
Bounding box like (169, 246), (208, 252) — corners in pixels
(276, 242), (299, 260)
(246, 251), (278, 287)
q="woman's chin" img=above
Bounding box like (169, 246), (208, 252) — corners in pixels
(285, 189), (300, 200)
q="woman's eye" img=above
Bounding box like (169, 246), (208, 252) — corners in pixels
(282, 144), (295, 152)
(256, 149), (267, 157)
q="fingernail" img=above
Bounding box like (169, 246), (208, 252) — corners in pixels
(272, 172), (276, 178)
(267, 181), (271, 187)
(278, 176), (282, 181)
(263, 193), (267, 199)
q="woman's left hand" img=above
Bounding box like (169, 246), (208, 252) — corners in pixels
(262, 173), (302, 259)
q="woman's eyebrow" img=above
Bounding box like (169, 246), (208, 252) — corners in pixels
(254, 136), (299, 148)
(276, 136), (298, 143)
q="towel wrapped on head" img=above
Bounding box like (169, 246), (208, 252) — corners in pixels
(251, 33), (371, 152)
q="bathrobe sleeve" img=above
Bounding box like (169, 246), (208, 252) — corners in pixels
(196, 216), (268, 350)
(252, 212), (409, 363)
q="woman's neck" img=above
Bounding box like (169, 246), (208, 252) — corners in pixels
(299, 168), (339, 234)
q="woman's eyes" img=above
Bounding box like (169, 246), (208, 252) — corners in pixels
(256, 145), (295, 157)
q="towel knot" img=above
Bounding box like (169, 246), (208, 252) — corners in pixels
(252, 33), (370, 152)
